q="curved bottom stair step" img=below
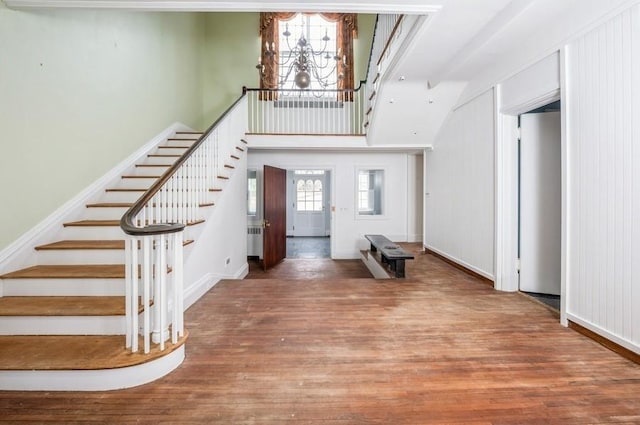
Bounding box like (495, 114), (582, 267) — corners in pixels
(0, 332), (187, 370)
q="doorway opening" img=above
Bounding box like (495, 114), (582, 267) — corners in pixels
(518, 101), (561, 311)
(286, 169), (331, 259)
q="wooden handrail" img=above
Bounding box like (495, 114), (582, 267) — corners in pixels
(376, 15), (404, 66)
(120, 90), (247, 236)
(244, 80), (367, 93)
(364, 15), (380, 84)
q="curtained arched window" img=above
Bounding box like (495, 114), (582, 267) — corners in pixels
(259, 12), (357, 100)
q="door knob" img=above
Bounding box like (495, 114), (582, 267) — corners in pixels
(263, 219), (271, 228)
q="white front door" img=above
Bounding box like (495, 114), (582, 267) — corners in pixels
(519, 111), (561, 295)
(293, 173), (326, 237)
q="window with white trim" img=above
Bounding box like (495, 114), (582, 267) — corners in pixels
(296, 178), (323, 211)
(357, 169), (383, 215)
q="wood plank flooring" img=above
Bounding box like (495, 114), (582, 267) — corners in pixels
(1, 246), (639, 423)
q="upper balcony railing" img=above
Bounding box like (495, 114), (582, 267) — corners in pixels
(246, 14), (413, 137)
(245, 84), (367, 136)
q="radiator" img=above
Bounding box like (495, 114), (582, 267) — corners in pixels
(247, 226), (263, 257)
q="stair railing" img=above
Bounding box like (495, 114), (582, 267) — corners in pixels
(120, 91), (248, 354)
(364, 14), (416, 130)
(245, 83), (366, 135)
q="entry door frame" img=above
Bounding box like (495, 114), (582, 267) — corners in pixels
(494, 47), (569, 326)
(291, 171), (328, 237)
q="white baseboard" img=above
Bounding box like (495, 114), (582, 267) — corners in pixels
(567, 313), (640, 355)
(424, 244), (495, 281)
(184, 273), (218, 311)
(0, 122), (192, 275)
(183, 263), (249, 311)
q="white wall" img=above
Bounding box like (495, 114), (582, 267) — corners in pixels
(424, 89), (495, 279)
(406, 153), (423, 242)
(248, 149), (415, 259)
(183, 146), (248, 306)
(565, 4), (640, 353)
(0, 5), (205, 251)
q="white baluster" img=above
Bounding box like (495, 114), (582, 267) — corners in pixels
(142, 235), (152, 354)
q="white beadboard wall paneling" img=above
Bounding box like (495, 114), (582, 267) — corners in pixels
(424, 89), (495, 279)
(566, 4), (640, 353)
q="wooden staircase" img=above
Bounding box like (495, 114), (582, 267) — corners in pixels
(0, 132), (246, 390)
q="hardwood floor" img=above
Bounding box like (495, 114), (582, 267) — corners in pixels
(1, 245), (639, 423)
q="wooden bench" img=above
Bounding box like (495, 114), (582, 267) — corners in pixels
(362, 234), (414, 278)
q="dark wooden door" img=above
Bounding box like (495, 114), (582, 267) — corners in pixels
(263, 165), (287, 270)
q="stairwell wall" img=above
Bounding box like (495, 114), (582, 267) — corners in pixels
(424, 89), (495, 280)
(0, 5), (206, 251)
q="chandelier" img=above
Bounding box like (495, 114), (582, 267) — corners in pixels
(257, 19), (347, 90)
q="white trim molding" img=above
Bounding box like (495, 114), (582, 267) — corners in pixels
(4, 0), (442, 14)
(425, 244), (495, 281)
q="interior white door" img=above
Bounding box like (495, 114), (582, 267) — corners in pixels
(293, 173), (326, 237)
(519, 111), (561, 295)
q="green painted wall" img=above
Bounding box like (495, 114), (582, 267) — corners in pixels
(0, 5), (206, 251)
(354, 14), (377, 87)
(201, 13), (261, 124)
(0, 8), (376, 252)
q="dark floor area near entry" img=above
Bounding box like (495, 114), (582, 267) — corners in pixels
(523, 291), (561, 311)
(286, 236), (330, 259)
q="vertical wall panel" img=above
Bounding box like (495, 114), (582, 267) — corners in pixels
(567, 4), (640, 353)
(424, 89), (495, 279)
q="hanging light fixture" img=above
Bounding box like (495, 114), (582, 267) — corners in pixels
(257, 17), (347, 90)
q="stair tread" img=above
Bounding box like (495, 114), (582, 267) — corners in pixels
(0, 296), (125, 316)
(87, 203), (132, 208)
(148, 154), (181, 158)
(64, 219), (203, 227)
(121, 175), (161, 179)
(106, 188), (147, 192)
(157, 146), (190, 149)
(64, 220), (120, 227)
(0, 333), (187, 370)
(35, 239), (194, 251)
(36, 240), (125, 250)
(0, 264), (125, 279)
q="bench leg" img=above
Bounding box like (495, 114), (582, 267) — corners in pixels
(389, 259), (396, 272)
(395, 260), (406, 278)
(370, 243), (377, 253)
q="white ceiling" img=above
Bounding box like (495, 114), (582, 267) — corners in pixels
(3, 0), (442, 14)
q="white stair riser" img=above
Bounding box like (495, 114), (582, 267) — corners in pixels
(132, 166), (171, 176)
(144, 156), (181, 166)
(84, 207), (129, 221)
(153, 147), (191, 156)
(0, 316), (125, 335)
(163, 139), (195, 147)
(62, 226), (126, 240)
(115, 177), (156, 190)
(35, 249), (126, 265)
(102, 191), (145, 203)
(2, 278), (124, 296)
(171, 133), (201, 140)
